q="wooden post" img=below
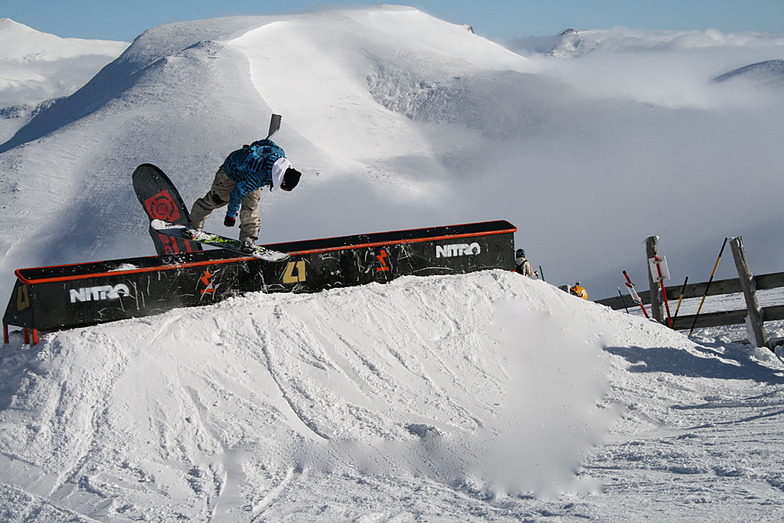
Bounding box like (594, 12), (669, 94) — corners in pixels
(730, 236), (769, 349)
(646, 236), (664, 323)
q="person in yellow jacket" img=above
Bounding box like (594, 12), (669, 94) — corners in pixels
(570, 282), (588, 300)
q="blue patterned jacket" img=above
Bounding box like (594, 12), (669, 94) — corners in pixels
(221, 139), (285, 217)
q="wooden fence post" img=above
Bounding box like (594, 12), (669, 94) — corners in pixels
(730, 236), (769, 349)
(646, 236), (664, 323)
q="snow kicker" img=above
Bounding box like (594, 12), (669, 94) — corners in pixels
(3, 220), (516, 333)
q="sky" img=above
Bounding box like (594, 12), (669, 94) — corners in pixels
(3, 0), (784, 42)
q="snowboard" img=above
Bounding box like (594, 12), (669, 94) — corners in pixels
(151, 219), (290, 262)
(132, 163), (203, 256)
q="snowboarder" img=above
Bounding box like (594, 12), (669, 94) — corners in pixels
(184, 138), (301, 252)
(514, 248), (538, 278)
(570, 282), (588, 300)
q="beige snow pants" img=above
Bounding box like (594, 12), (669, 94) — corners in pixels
(189, 167), (262, 243)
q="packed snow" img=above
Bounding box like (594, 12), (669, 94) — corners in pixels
(1, 6), (784, 521)
(3, 270), (784, 521)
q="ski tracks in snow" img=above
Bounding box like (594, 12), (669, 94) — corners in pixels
(5, 271), (784, 519)
(586, 387), (784, 519)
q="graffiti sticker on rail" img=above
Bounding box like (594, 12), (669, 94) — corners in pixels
(283, 260), (307, 284)
(199, 270), (216, 297)
(376, 249), (390, 272)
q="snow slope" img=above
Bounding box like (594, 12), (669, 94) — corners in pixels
(0, 18), (127, 142)
(0, 8), (783, 302)
(2, 270), (783, 521)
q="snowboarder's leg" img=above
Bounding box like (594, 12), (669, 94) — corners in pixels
(190, 168), (235, 229)
(239, 188), (262, 244)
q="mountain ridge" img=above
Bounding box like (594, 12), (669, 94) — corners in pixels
(0, 9), (783, 301)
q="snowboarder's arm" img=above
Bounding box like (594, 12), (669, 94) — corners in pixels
(226, 183), (248, 218)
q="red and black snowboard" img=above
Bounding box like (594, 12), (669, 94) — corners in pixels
(132, 163), (203, 256)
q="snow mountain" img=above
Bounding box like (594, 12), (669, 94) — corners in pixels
(0, 18), (127, 142)
(1, 9), (784, 302)
(546, 28), (595, 57)
(713, 59), (784, 88)
(543, 26), (784, 57)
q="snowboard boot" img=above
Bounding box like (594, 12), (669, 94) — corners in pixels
(182, 227), (201, 240)
(241, 240), (255, 254)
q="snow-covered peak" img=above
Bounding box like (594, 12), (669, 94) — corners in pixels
(342, 5), (530, 71)
(714, 59), (784, 88)
(225, 6), (535, 174)
(547, 28), (593, 57)
(0, 18), (127, 112)
(546, 26), (784, 58)
(0, 7), (783, 306)
(0, 18), (127, 62)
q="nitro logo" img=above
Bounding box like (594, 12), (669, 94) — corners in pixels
(69, 284), (132, 303)
(436, 243), (481, 258)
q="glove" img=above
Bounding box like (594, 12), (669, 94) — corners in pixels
(224, 215), (236, 227)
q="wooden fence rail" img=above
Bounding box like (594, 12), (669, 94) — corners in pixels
(595, 236), (784, 345)
(596, 272), (784, 311)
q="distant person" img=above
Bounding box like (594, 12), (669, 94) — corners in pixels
(570, 282), (588, 300)
(184, 138), (301, 253)
(514, 248), (538, 278)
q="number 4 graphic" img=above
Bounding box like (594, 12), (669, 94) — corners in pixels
(283, 260), (306, 283)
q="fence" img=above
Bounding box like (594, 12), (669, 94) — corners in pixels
(596, 236), (784, 349)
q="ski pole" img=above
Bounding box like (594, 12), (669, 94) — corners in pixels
(689, 237), (728, 336)
(654, 255), (673, 328)
(672, 276), (689, 322)
(617, 287), (630, 313)
(539, 265), (546, 282)
(623, 270), (649, 319)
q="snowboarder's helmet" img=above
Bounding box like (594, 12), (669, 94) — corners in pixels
(281, 167), (301, 191)
(515, 249), (525, 258)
